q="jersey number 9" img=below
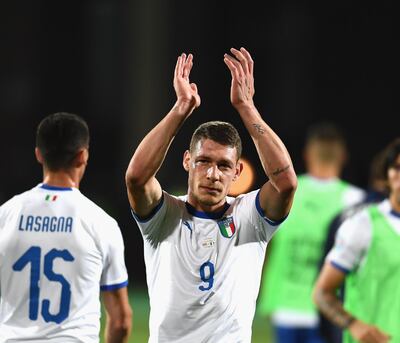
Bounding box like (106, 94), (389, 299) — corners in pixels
(199, 261), (215, 291)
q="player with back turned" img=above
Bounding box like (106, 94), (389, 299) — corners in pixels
(0, 112), (132, 343)
(257, 122), (365, 343)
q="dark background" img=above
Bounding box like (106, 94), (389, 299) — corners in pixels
(1, 1), (399, 286)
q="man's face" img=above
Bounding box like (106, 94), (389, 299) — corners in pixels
(183, 139), (242, 212)
(388, 154), (400, 195)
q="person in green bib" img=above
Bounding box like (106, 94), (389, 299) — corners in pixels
(258, 122), (366, 343)
(313, 137), (400, 343)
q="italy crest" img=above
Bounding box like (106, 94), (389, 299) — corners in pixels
(218, 217), (236, 238)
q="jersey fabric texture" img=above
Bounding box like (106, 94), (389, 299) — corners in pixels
(132, 189), (283, 343)
(258, 174), (365, 327)
(0, 184), (128, 343)
(327, 200), (400, 342)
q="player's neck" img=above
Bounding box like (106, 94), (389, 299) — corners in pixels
(42, 170), (81, 189)
(187, 196), (227, 214)
(307, 164), (341, 180)
(389, 192), (400, 213)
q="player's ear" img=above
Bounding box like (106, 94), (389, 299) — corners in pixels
(303, 143), (310, 165)
(35, 147), (44, 165)
(74, 148), (89, 167)
(232, 160), (243, 181)
(183, 150), (191, 172)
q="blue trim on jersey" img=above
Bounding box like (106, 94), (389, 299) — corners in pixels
(131, 194), (164, 223)
(40, 184), (73, 191)
(185, 201), (230, 219)
(100, 280), (129, 291)
(330, 261), (350, 274)
(390, 209), (400, 219)
(255, 191), (288, 226)
(183, 221), (192, 234)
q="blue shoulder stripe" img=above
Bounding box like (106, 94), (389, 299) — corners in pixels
(330, 261), (350, 274)
(255, 190), (288, 226)
(131, 194), (164, 223)
(100, 280), (129, 291)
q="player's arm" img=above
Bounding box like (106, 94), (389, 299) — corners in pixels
(313, 263), (390, 343)
(102, 287), (132, 343)
(125, 53), (201, 218)
(223, 47), (297, 221)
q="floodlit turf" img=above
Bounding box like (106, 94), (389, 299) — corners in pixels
(100, 288), (273, 343)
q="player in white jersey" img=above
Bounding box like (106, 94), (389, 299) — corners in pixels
(125, 47), (298, 342)
(0, 113), (132, 343)
(313, 138), (400, 343)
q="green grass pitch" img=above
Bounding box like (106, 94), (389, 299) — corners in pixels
(100, 288), (273, 342)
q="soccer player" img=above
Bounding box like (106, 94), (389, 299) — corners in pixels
(0, 113), (132, 342)
(125, 47), (297, 342)
(313, 138), (400, 343)
(317, 149), (387, 343)
(257, 122), (366, 343)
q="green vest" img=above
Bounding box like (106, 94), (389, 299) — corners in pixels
(258, 174), (349, 315)
(343, 205), (400, 343)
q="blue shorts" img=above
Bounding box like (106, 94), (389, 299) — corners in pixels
(273, 325), (326, 343)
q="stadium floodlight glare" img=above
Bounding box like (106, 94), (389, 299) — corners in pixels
(229, 157), (255, 196)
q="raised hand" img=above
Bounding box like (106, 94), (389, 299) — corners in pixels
(173, 53), (201, 115)
(223, 47), (255, 110)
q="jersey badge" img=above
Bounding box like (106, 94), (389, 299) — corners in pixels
(218, 216), (236, 238)
(202, 237), (216, 248)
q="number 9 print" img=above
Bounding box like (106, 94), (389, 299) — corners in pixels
(199, 261), (214, 291)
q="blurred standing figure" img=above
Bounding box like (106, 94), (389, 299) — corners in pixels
(0, 113), (132, 343)
(258, 122), (366, 343)
(125, 47), (297, 342)
(317, 148), (388, 343)
(313, 138), (400, 343)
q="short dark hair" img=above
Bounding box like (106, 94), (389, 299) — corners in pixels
(305, 122), (347, 163)
(305, 122), (346, 146)
(382, 137), (400, 176)
(36, 112), (89, 171)
(189, 121), (242, 160)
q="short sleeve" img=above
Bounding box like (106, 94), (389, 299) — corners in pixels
(100, 218), (129, 291)
(343, 186), (366, 207)
(131, 191), (182, 243)
(326, 209), (372, 273)
(0, 197), (16, 232)
(234, 190), (288, 242)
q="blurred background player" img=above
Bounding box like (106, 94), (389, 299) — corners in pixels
(125, 47), (297, 342)
(313, 137), (400, 343)
(317, 148), (388, 343)
(0, 112), (132, 343)
(258, 122), (366, 343)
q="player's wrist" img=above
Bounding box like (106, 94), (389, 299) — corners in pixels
(172, 99), (196, 117)
(233, 100), (256, 112)
(234, 102), (259, 120)
(343, 315), (356, 330)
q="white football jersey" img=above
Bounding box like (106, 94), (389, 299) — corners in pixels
(132, 189), (283, 343)
(0, 184), (128, 343)
(327, 199), (400, 272)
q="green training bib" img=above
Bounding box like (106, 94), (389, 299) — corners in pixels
(258, 175), (349, 315)
(344, 205), (400, 343)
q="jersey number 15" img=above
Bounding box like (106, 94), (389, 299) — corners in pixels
(12, 246), (74, 324)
